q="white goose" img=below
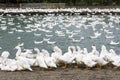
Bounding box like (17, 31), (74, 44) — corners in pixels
(82, 48), (97, 69)
(109, 49), (120, 68)
(15, 46), (36, 66)
(90, 46), (108, 69)
(74, 46), (85, 67)
(15, 46), (33, 71)
(51, 46), (62, 65)
(60, 46), (76, 68)
(0, 51), (10, 63)
(111, 55), (120, 68)
(15, 56), (33, 71)
(34, 48), (48, 69)
(0, 51), (18, 71)
(100, 45), (110, 61)
(42, 49), (57, 68)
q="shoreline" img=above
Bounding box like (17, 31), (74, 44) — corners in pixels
(0, 7), (120, 15)
(0, 67), (120, 80)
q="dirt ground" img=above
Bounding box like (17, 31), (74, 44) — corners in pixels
(0, 67), (120, 80)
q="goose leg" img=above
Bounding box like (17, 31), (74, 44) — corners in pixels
(113, 66), (119, 70)
(74, 64), (79, 68)
(57, 63), (60, 67)
(96, 64), (102, 70)
(61, 63), (67, 69)
(84, 66), (90, 70)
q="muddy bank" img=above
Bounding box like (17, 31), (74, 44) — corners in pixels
(0, 67), (120, 80)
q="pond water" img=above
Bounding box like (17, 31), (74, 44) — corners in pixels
(0, 14), (120, 58)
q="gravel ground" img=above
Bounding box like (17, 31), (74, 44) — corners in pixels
(0, 67), (120, 80)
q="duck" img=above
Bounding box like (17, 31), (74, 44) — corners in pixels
(42, 49), (57, 68)
(33, 48), (48, 69)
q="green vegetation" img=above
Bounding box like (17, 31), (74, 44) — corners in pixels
(0, 0), (120, 6)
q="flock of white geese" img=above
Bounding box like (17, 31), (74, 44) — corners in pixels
(0, 44), (120, 71)
(0, 8), (120, 14)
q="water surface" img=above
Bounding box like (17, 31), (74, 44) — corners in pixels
(0, 14), (120, 58)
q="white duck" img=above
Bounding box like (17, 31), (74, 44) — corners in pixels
(42, 49), (57, 68)
(34, 48), (48, 69)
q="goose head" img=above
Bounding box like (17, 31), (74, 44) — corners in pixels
(109, 49), (116, 56)
(83, 48), (88, 55)
(92, 46), (96, 50)
(101, 45), (107, 51)
(68, 46), (73, 53)
(71, 46), (77, 55)
(53, 46), (62, 55)
(101, 45), (109, 55)
(41, 49), (50, 57)
(33, 48), (40, 53)
(76, 46), (81, 52)
(53, 46), (61, 52)
(91, 46), (99, 56)
(14, 46), (22, 57)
